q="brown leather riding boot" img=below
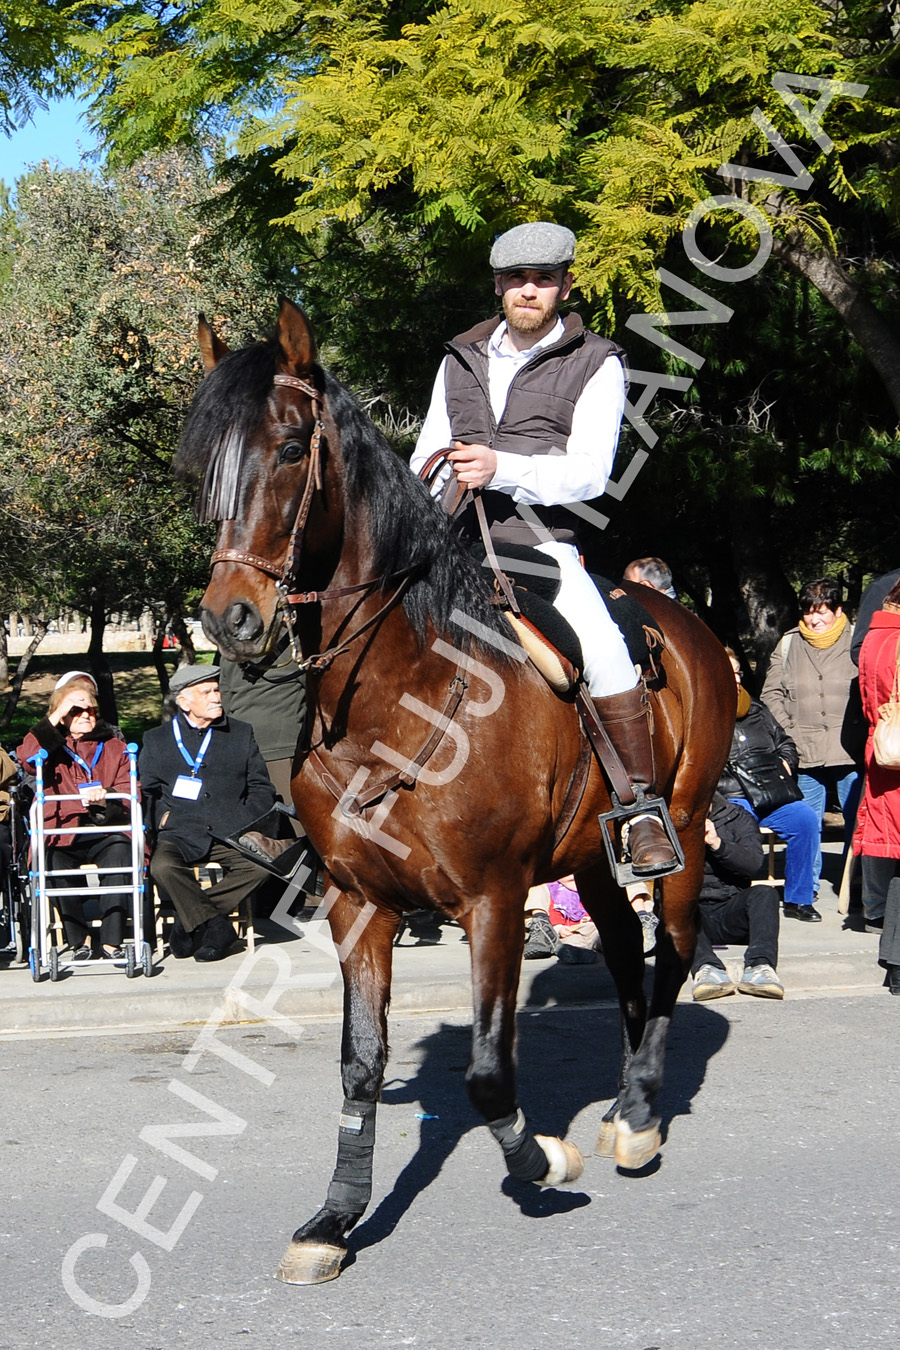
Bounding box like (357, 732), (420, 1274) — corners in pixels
(592, 685), (678, 875)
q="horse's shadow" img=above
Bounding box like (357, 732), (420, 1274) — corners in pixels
(346, 968), (730, 1258)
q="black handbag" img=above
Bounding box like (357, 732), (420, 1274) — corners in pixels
(726, 750), (804, 816)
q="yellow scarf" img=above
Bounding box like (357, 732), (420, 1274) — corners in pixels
(798, 610), (847, 649)
(735, 685), (752, 718)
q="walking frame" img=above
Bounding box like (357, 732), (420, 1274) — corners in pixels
(26, 743), (153, 981)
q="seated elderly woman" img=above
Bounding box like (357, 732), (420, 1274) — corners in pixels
(17, 672), (135, 961)
(719, 648), (822, 921)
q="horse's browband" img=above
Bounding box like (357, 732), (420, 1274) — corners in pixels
(272, 373), (320, 399)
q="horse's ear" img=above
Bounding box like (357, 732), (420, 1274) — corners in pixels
(198, 314), (230, 372)
(275, 296), (317, 375)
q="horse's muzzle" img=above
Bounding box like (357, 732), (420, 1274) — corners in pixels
(200, 599), (267, 659)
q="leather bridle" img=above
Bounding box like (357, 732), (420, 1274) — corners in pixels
(210, 372), (414, 671)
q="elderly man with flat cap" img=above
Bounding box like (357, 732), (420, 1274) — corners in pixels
(412, 221), (676, 875)
(140, 665), (276, 961)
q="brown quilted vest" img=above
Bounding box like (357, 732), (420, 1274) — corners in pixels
(444, 313), (623, 546)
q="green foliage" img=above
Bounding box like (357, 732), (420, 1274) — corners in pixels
(0, 0), (81, 135)
(0, 150), (297, 622)
(64, 0), (899, 310)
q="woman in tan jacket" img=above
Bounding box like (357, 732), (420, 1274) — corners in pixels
(761, 577), (862, 919)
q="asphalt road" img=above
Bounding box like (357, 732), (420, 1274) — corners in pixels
(2, 996), (898, 1350)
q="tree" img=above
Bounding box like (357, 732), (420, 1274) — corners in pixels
(0, 0), (82, 135)
(0, 149), (297, 712)
(26, 0), (900, 655)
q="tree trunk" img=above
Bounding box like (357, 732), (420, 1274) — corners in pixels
(88, 592), (119, 727)
(0, 620), (47, 731)
(152, 616), (170, 696)
(728, 498), (798, 672)
(170, 609), (197, 668)
(772, 233), (900, 421)
(0, 621), (7, 692)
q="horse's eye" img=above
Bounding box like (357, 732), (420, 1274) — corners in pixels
(279, 441), (306, 465)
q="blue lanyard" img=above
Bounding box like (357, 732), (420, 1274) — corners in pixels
(172, 719), (212, 777)
(65, 741), (102, 779)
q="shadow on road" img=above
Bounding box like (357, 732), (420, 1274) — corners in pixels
(346, 981), (730, 1258)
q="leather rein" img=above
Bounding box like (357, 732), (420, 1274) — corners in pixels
(210, 373), (414, 673)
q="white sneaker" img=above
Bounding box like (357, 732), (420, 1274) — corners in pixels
(692, 964), (735, 1001)
(738, 963), (784, 999)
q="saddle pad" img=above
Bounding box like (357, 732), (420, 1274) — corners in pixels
(472, 540), (663, 672)
(503, 606), (580, 693)
(589, 574), (664, 672)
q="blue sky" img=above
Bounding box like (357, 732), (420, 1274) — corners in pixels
(0, 95), (98, 188)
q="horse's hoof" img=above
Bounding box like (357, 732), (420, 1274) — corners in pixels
(534, 1135), (584, 1187)
(613, 1119), (661, 1170)
(594, 1117), (618, 1158)
(275, 1241), (347, 1285)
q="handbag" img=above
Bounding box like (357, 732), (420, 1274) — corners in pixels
(872, 636), (900, 769)
(727, 750), (804, 816)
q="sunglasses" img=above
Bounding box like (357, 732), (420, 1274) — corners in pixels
(69, 706), (98, 717)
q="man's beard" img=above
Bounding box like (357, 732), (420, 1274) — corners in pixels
(503, 292), (559, 334)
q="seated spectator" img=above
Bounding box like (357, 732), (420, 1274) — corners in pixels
(17, 674), (133, 961)
(623, 556), (678, 600)
(720, 647), (822, 922)
(0, 744), (17, 891)
(139, 665), (275, 962)
(692, 793), (784, 1001)
(524, 875), (601, 964)
(761, 576), (862, 898)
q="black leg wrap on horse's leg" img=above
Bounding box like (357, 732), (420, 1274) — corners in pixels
(488, 1109), (548, 1183)
(323, 1098), (377, 1216)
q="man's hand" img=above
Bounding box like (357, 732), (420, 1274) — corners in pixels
(704, 817), (721, 850)
(447, 441), (497, 489)
(81, 785), (107, 805)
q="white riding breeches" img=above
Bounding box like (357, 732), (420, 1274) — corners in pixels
(535, 541), (638, 698)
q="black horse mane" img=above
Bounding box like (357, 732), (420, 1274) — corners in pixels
(176, 338), (512, 653)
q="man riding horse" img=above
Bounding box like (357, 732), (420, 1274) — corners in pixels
(412, 221), (677, 877)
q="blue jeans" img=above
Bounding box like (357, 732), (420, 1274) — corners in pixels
(730, 796), (820, 907)
(796, 767), (860, 889)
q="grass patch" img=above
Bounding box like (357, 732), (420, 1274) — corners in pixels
(2, 652), (219, 749)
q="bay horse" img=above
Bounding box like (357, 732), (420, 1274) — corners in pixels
(179, 297), (735, 1285)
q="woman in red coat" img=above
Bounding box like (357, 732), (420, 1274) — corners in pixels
(853, 578), (900, 994)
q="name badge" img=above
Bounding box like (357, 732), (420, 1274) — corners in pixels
(173, 774), (203, 801)
(78, 780), (103, 802)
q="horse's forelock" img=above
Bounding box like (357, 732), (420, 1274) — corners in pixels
(177, 342), (280, 520)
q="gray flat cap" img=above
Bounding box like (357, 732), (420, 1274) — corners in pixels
(489, 222), (576, 272)
(169, 664), (221, 695)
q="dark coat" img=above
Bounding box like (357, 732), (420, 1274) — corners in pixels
(218, 637), (306, 763)
(718, 697), (799, 799)
(851, 569), (900, 666)
(700, 794), (764, 905)
(139, 711), (275, 864)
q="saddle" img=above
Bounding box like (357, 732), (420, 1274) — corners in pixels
(485, 542), (665, 695)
